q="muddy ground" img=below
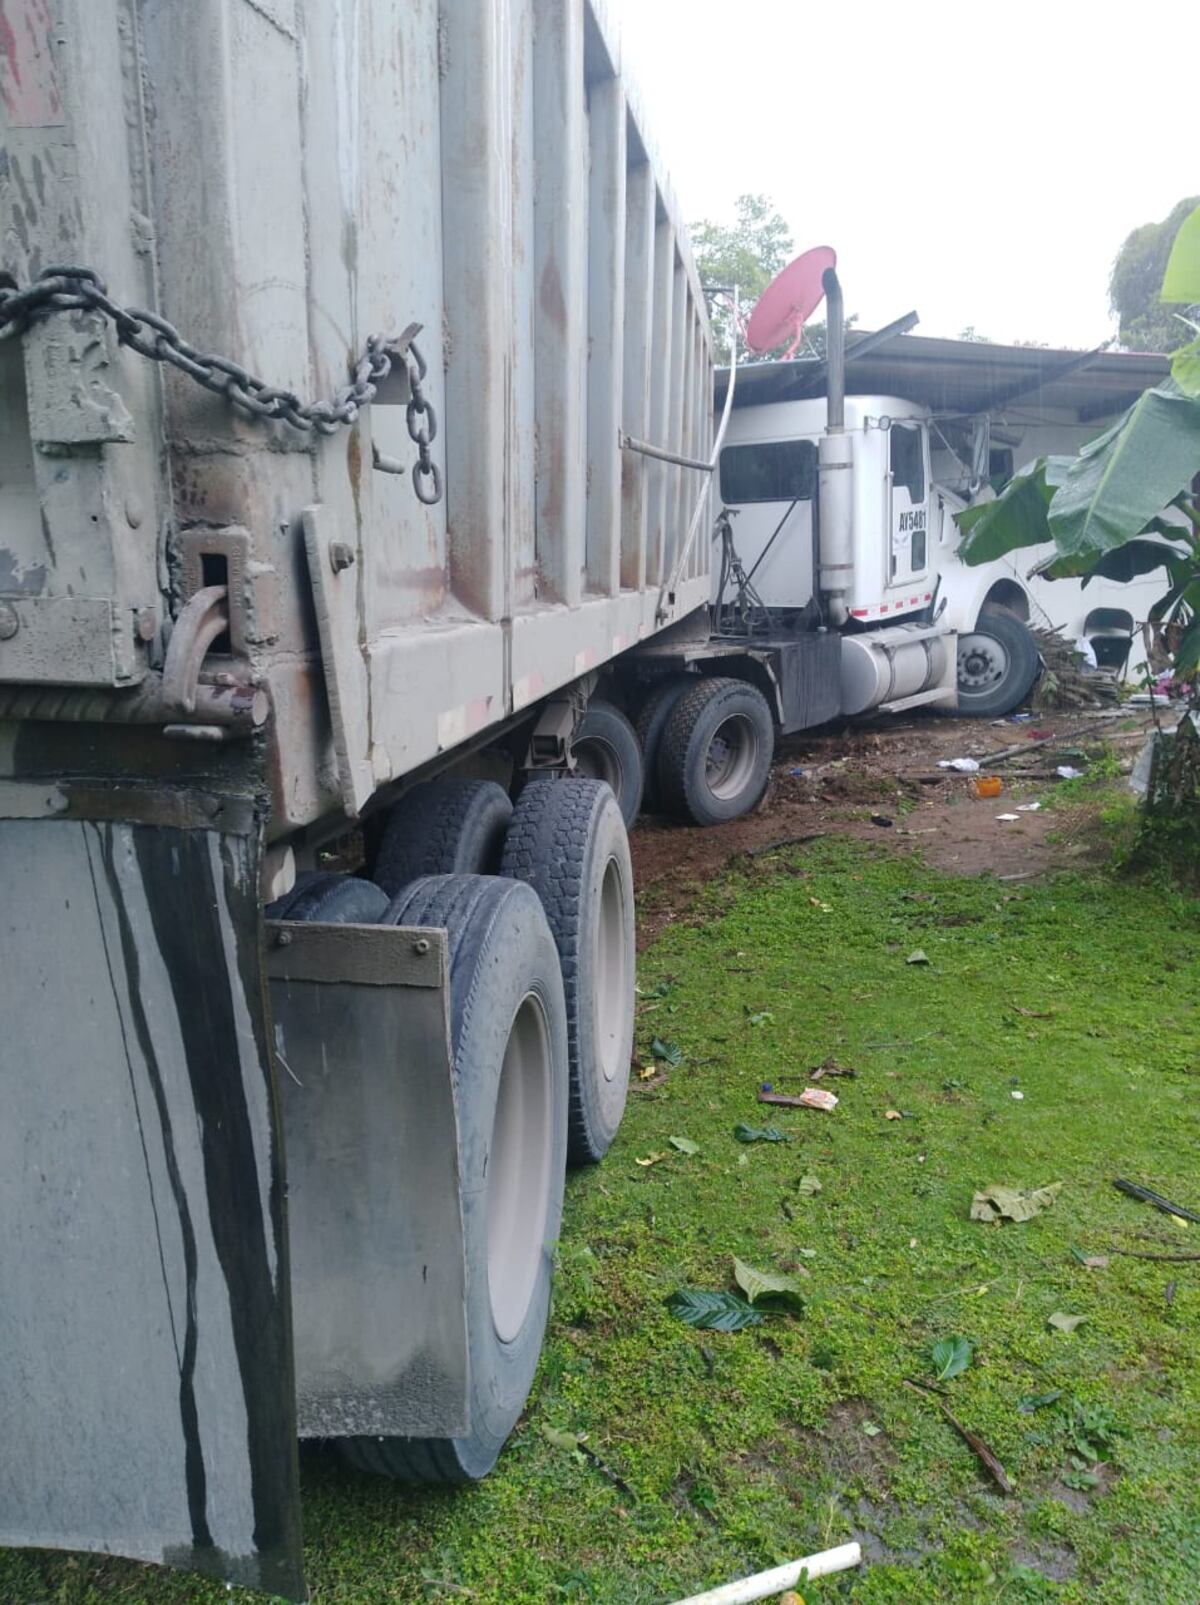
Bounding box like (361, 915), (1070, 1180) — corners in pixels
(632, 707), (1152, 945)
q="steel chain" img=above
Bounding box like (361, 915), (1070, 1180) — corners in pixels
(0, 265), (442, 503)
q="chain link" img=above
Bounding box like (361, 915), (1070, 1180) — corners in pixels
(0, 265), (442, 503)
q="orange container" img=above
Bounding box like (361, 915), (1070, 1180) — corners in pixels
(975, 775), (1003, 799)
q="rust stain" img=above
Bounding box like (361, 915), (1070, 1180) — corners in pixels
(539, 257), (566, 334)
(347, 425), (363, 529)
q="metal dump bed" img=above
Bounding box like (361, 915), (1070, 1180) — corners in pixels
(0, 0), (713, 829)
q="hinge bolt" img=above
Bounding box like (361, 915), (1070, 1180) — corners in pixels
(0, 602), (18, 641)
(329, 541), (356, 573)
(412, 937), (430, 955)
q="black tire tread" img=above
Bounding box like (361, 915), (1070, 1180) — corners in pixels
(374, 780), (512, 896)
(501, 780), (623, 1164)
(632, 675), (694, 812)
(656, 676), (774, 824)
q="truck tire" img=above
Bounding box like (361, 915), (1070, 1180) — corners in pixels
(570, 700), (644, 827)
(266, 870), (389, 923)
(633, 674), (695, 813)
(373, 779), (513, 896)
(957, 606), (1041, 717)
(500, 779), (635, 1165)
(341, 874), (568, 1483)
(656, 677), (775, 826)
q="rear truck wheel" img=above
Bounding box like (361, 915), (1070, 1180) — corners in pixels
(339, 874), (568, 1483)
(570, 700), (644, 827)
(632, 674), (695, 813)
(500, 779), (635, 1165)
(656, 677), (775, 827)
(373, 779), (513, 896)
(957, 605), (1041, 717)
(266, 869), (389, 922)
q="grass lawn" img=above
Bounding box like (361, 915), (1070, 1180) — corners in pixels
(5, 839), (1200, 1604)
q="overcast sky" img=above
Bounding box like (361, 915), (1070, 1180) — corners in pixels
(609, 0), (1197, 350)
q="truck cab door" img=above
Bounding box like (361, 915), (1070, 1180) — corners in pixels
(888, 422), (930, 590)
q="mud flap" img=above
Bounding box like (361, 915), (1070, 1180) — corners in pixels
(0, 816), (305, 1600)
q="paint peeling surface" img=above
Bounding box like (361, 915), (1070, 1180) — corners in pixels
(0, 0), (63, 126)
(0, 818), (304, 1601)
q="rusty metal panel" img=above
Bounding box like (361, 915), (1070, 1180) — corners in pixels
(585, 73), (626, 598)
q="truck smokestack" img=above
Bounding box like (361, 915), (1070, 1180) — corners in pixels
(818, 267), (851, 622)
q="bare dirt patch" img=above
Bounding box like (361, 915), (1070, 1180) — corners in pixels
(632, 709), (1150, 945)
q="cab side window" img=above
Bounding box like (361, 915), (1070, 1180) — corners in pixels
(890, 423), (925, 504)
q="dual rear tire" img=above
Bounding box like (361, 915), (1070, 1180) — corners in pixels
(637, 675), (775, 827)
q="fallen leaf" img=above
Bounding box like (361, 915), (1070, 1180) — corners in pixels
(733, 1123), (790, 1144)
(665, 1289), (763, 1331)
(906, 949), (929, 965)
(1047, 1311), (1087, 1334)
(931, 1335), (973, 1381)
(650, 1037), (683, 1066)
(636, 1064), (659, 1081)
(539, 1425), (583, 1453)
(970, 1182), (1062, 1223)
(733, 1257), (804, 1313)
(744, 1009), (775, 1027)
(1017, 1388), (1063, 1413)
(885, 1109), (902, 1121)
(808, 896), (833, 912)
(634, 1152), (668, 1167)
(797, 1175), (822, 1196)
(668, 1136), (699, 1155)
(862, 1422), (882, 1438)
(798, 1247), (817, 1257)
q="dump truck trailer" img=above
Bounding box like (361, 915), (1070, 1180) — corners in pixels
(0, 2), (717, 1595)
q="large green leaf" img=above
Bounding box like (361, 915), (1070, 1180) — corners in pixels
(1161, 203), (1200, 303)
(956, 457), (1072, 564)
(1038, 534), (1188, 585)
(1046, 386), (1200, 564)
(1172, 334), (1200, 399)
(665, 1289), (763, 1331)
(732, 1258), (804, 1313)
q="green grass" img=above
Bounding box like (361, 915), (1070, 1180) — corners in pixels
(5, 841), (1200, 1604)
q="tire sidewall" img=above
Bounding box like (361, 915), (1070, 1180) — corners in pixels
(571, 795), (635, 1153)
(957, 607), (1040, 718)
(664, 682), (774, 826)
(451, 901), (568, 1478)
(572, 703), (644, 827)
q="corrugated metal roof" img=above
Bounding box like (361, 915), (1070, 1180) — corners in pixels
(717, 333), (1170, 423)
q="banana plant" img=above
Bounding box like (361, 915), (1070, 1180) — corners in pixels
(955, 204), (1200, 676)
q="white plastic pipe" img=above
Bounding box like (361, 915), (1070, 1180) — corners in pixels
(668, 1541), (862, 1605)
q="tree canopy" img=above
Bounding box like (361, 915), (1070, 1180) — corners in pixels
(1110, 195), (1200, 352)
(690, 194), (793, 364)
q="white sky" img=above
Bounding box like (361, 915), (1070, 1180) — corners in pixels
(609, 0), (1197, 350)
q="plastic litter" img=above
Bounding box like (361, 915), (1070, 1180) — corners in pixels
(974, 776), (1003, 798)
(757, 1086), (839, 1112)
(667, 1542), (862, 1605)
(1016, 801), (1041, 812)
(995, 813), (1020, 822)
(1056, 765), (1084, 780)
(938, 757), (980, 772)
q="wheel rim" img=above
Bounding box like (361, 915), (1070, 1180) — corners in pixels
(594, 855), (629, 1084)
(957, 631), (1010, 695)
(574, 737), (622, 796)
(487, 992), (553, 1344)
(704, 714), (759, 800)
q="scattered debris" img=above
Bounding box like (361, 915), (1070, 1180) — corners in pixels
(1012, 1005), (1053, 1018)
(746, 832), (826, 859)
(757, 1086), (838, 1112)
(651, 1037), (683, 1066)
(996, 813), (1020, 822)
(538, 1425), (636, 1501)
(974, 776), (1003, 799)
(870, 814), (894, 828)
(733, 1124), (790, 1144)
(970, 1182), (1062, 1223)
(1010, 1090), (1025, 1100)
(665, 1542), (862, 1605)
(1016, 800), (1042, 812)
(808, 1056), (857, 1080)
(1056, 765), (1084, 780)
(1113, 1177), (1200, 1226)
(906, 949), (929, 965)
(1070, 1247), (1109, 1269)
(669, 1136), (699, 1155)
(931, 1336), (973, 1381)
(1047, 1312), (1088, 1334)
(635, 1152), (669, 1168)
(904, 1379), (1013, 1495)
(939, 757), (981, 772)
(796, 1175), (822, 1196)
(744, 1009), (774, 1027)
(884, 1109), (902, 1121)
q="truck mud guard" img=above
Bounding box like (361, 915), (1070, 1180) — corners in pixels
(0, 801), (305, 1600)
